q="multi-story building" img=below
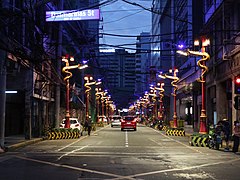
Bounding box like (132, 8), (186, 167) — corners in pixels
(98, 49), (136, 108)
(176, 0), (240, 132)
(152, 0), (240, 133)
(203, 0), (240, 130)
(0, 0), (100, 145)
(135, 32), (151, 97)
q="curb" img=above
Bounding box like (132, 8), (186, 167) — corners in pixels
(185, 132), (192, 137)
(6, 138), (44, 151)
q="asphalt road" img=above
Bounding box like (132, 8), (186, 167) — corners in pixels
(0, 124), (240, 180)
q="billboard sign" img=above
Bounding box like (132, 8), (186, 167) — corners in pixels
(46, 9), (100, 22)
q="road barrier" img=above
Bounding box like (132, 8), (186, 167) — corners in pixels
(166, 128), (185, 136)
(189, 134), (209, 147)
(162, 125), (168, 131)
(47, 131), (80, 140)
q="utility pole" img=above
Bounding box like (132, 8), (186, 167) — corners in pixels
(55, 0), (64, 128)
(0, 0), (7, 150)
(0, 49), (6, 150)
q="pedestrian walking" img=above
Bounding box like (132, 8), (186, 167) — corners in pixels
(84, 118), (92, 136)
(232, 121), (240, 153)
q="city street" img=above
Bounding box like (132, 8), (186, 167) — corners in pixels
(0, 124), (240, 180)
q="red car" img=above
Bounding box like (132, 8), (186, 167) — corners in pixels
(121, 116), (137, 131)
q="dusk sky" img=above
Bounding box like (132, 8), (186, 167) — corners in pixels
(99, 0), (152, 52)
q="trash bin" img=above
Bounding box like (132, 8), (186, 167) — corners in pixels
(178, 120), (185, 127)
(169, 120), (174, 128)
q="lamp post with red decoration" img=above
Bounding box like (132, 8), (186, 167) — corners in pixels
(177, 38), (210, 134)
(62, 55), (88, 128)
(163, 68), (179, 128)
(95, 87), (102, 122)
(155, 82), (165, 121)
(101, 90), (108, 117)
(84, 76), (101, 121)
(193, 38), (210, 134)
(149, 86), (157, 120)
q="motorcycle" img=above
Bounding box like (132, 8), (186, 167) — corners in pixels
(208, 124), (223, 150)
(158, 120), (164, 130)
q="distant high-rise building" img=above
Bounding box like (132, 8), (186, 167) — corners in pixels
(98, 49), (136, 108)
(135, 32), (151, 97)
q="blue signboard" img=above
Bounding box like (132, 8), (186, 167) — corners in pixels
(46, 9), (100, 22)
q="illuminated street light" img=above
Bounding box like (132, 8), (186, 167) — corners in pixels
(105, 95), (112, 119)
(101, 90), (108, 117)
(155, 82), (165, 121)
(84, 76), (102, 121)
(62, 55), (88, 128)
(95, 87), (102, 122)
(149, 87), (157, 120)
(177, 38), (210, 134)
(163, 68), (179, 128)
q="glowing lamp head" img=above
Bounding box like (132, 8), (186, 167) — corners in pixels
(177, 44), (184, 49)
(194, 40), (200, 46)
(202, 39), (210, 47)
(70, 56), (74, 61)
(236, 77), (240, 84)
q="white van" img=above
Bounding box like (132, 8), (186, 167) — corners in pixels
(110, 115), (122, 127)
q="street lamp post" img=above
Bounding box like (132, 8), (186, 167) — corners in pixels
(62, 55), (88, 128)
(193, 38), (210, 134)
(101, 90), (108, 117)
(149, 87), (157, 120)
(84, 76), (101, 122)
(106, 96), (112, 119)
(95, 87), (102, 122)
(141, 92), (149, 121)
(177, 38), (210, 134)
(155, 82), (165, 121)
(164, 68), (179, 128)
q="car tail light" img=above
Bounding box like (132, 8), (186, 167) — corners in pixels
(75, 124), (79, 127)
(121, 120), (125, 123)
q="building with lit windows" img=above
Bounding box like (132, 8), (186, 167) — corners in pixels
(98, 49), (136, 108)
(151, 0), (240, 133)
(203, 0), (240, 130)
(0, 0), (100, 141)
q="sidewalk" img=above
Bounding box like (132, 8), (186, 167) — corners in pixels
(183, 125), (239, 152)
(0, 125), (105, 153)
(183, 125), (194, 136)
(1, 135), (44, 152)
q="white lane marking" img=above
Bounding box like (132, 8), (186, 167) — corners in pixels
(57, 145), (88, 161)
(56, 139), (83, 152)
(56, 125), (108, 152)
(111, 158), (240, 180)
(125, 130), (129, 147)
(15, 155), (135, 180)
(151, 128), (204, 154)
(14, 154), (240, 180)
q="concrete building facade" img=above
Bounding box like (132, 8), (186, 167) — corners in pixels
(0, 0), (100, 145)
(151, 0), (240, 133)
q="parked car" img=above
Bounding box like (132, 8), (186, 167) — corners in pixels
(98, 115), (108, 123)
(110, 115), (122, 127)
(60, 118), (83, 134)
(121, 116), (137, 131)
